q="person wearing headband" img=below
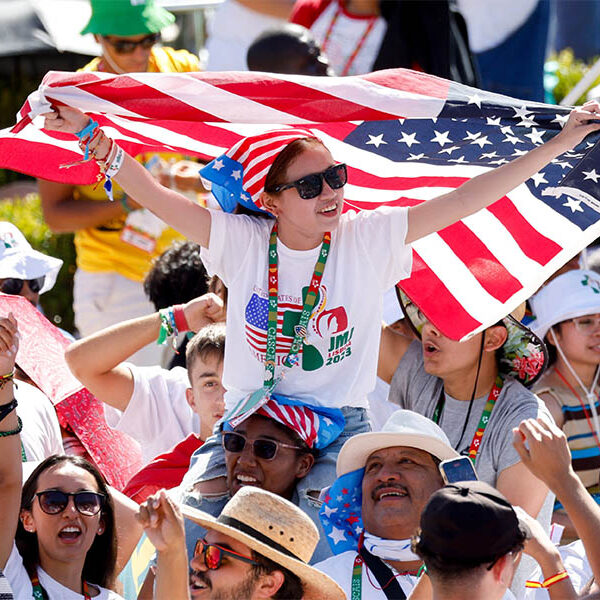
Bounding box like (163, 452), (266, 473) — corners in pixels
(42, 100), (600, 526)
(531, 269), (600, 540)
(38, 0), (202, 366)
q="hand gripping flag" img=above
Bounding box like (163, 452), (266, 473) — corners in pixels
(3, 68), (600, 340)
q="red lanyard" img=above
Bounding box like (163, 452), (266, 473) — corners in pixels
(554, 367), (600, 449)
(321, 3), (378, 76)
(31, 574), (92, 600)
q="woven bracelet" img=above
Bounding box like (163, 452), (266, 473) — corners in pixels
(0, 416), (23, 437)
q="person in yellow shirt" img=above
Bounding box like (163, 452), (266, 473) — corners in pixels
(39, 0), (202, 366)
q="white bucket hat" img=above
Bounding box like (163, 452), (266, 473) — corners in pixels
(0, 222), (62, 294)
(530, 269), (600, 340)
(181, 486), (345, 600)
(336, 409), (459, 477)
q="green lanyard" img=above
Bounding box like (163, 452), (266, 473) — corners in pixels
(432, 376), (504, 464)
(263, 223), (331, 389)
(351, 554), (364, 600)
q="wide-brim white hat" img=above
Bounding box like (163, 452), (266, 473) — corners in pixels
(181, 487), (345, 600)
(336, 410), (459, 477)
(531, 269), (600, 340)
(0, 222), (62, 294)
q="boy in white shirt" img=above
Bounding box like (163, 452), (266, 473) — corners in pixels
(65, 294), (225, 464)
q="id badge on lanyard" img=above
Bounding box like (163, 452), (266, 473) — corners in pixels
(120, 209), (167, 254)
(120, 154), (169, 253)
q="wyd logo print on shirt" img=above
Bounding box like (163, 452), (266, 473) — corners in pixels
(244, 285), (353, 372)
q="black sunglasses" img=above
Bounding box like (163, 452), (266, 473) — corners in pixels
(269, 163), (347, 199)
(222, 431), (301, 461)
(1, 276), (45, 295)
(36, 490), (105, 516)
(194, 539), (258, 570)
(103, 33), (160, 54)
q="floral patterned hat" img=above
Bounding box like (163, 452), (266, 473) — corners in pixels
(397, 289), (547, 387)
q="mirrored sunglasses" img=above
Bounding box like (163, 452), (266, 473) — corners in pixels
(0, 276), (45, 295)
(193, 539), (258, 570)
(270, 163), (347, 199)
(103, 33), (160, 54)
(36, 490), (105, 516)
(222, 431), (301, 461)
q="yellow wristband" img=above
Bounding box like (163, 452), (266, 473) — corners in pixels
(526, 571), (569, 589)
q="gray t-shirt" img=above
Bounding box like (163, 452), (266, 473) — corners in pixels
(388, 341), (552, 487)
(388, 341), (556, 595)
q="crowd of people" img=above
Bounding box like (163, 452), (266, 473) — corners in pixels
(2, 0), (600, 599)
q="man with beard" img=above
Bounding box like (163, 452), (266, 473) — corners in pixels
(138, 486), (344, 599)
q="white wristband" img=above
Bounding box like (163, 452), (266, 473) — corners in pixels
(105, 145), (124, 179)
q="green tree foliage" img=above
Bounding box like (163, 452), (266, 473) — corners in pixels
(548, 49), (600, 105)
(0, 194), (76, 333)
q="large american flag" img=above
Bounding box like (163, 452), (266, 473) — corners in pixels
(2, 68), (600, 340)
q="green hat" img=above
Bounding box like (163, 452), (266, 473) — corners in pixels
(81, 0), (175, 36)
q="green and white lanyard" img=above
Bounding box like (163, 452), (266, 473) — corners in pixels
(225, 224), (331, 425)
(432, 375), (504, 463)
(263, 223), (331, 387)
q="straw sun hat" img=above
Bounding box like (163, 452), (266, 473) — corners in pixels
(181, 486), (345, 600)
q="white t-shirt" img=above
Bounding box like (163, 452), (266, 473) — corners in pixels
(206, 0), (287, 71)
(316, 551), (516, 599)
(15, 381), (63, 462)
(201, 207), (412, 411)
(367, 377), (398, 432)
(4, 544), (123, 600)
(310, 1), (387, 75)
(111, 364), (197, 464)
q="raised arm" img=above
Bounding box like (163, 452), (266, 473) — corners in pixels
(514, 506), (577, 600)
(0, 314), (23, 570)
(496, 460), (549, 520)
(65, 294), (225, 411)
(137, 490), (190, 600)
(110, 486), (144, 575)
(377, 323), (413, 383)
(42, 106), (212, 248)
(406, 102), (600, 244)
(514, 418), (600, 586)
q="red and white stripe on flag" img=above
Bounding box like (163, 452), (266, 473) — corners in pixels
(0, 68), (595, 341)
